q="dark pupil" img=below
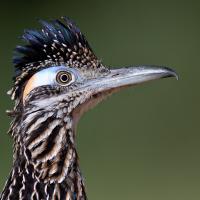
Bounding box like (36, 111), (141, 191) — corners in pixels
(60, 74), (69, 82)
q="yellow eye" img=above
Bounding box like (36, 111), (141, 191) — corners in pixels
(56, 71), (72, 85)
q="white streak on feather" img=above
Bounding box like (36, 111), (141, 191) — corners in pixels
(37, 127), (65, 162)
(19, 175), (26, 200)
(28, 119), (60, 150)
(57, 148), (73, 183)
(26, 112), (53, 135)
(6, 170), (15, 200)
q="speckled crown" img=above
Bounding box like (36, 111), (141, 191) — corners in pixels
(11, 17), (102, 99)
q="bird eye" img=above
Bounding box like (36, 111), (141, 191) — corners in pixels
(56, 71), (74, 85)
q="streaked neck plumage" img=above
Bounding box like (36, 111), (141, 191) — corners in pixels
(1, 105), (86, 200)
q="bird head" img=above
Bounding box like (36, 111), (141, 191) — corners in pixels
(10, 17), (177, 127)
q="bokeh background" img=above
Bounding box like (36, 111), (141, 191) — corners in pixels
(0, 0), (199, 199)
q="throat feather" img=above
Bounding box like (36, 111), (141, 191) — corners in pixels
(1, 110), (87, 200)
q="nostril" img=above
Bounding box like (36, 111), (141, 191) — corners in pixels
(112, 73), (119, 77)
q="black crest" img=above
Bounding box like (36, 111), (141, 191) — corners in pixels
(11, 17), (102, 100)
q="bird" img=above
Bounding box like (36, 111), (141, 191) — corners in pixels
(0, 17), (177, 200)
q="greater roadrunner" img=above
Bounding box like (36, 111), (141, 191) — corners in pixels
(0, 17), (177, 200)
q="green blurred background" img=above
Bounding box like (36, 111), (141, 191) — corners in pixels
(0, 0), (199, 199)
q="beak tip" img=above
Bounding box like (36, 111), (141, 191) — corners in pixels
(162, 66), (179, 80)
(175, 74), (179, 80)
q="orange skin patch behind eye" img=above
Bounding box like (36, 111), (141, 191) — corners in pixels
(23, 75), (36, 104)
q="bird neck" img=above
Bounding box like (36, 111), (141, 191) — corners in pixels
(1, 110), (87, 200)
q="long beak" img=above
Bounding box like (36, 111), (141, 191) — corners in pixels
(71, 65), (177, 124)
(90, 65), (178, 94)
